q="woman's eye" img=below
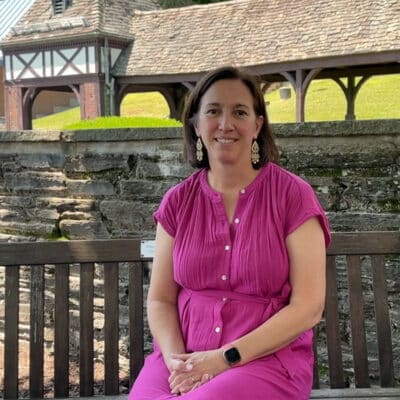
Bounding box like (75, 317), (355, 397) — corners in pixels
(206, 109), (218, 115)
(235, 109), (248, 117)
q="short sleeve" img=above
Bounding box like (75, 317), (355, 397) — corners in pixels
(153, 186), (179, 237)
(284, 179), (331, 247)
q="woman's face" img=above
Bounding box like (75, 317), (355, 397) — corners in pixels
(194, 79), (263, 168)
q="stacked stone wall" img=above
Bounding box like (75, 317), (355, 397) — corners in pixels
(0, 120), (399, 394)
(0, 120), (398, 241)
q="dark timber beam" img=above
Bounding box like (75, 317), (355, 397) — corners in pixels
(331, 75), (371, 120)
(280, 69), (322, 122)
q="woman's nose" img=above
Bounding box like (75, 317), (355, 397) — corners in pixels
(218, 112), (234, 131)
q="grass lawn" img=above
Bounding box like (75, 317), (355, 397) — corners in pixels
(32, 74), (400, 130)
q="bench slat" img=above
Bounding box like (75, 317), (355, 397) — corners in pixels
(129, 262), (144, 386)
(371, 255), (395, 387)
(313, 325), (320, 389)
(328, 232), (399, 255)
(311, 387), (400, 398)
(54, 263), (70, 398)
(347, 255), (370, 388)
(30, 265), (45, 398)
(0, 239), (142, 265)
(4, 266), (19, 399)
(325, 256), (345, 388)
(80, 263), (94, 397)
(104, 262), (120, 395)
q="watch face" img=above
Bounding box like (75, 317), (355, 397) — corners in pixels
(224, 347), (241, 365)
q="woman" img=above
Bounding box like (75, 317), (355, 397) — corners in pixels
(129, 66), (330, 399)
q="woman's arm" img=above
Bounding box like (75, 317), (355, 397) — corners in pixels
(147, 223), (186, 370)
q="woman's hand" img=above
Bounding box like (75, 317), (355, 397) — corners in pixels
(167, 349), (228, 394)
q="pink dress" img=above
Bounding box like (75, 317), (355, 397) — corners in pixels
(129, 163), (330, 400)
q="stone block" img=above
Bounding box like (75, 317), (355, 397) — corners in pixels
(99, 200), (156, 236)
(65, 179), (115, 196)
(60, 211), (95, 220)
(3, 171), (66, 191)
(22, 208), (60, 222)
(327, 212), (400, 231)
(0, 195), (36, 208)
(339, 177), (398, 212)
(1, 161), (22, 173)
(35, 197), (95, 213)
(0, 221), (55, 237)
(0, 208), (20, 221)
(136, 157), (190, 179)
(136, 158), (162, 179)
(120, 179), (177, 200)
(59, 219), (110, 240)
(19, 154), (65, 170)
(65, 153), (128, 173)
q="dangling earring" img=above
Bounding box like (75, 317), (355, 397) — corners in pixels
(196, 138), (204, 162)
(251, 139), (260, 165)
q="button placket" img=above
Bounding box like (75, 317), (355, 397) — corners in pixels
(212, 302), (224, 343)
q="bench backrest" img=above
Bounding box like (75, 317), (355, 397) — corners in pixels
(0, 232), (399, 398)
(0, 239), (146, 399)
(313, 231), (399, 390)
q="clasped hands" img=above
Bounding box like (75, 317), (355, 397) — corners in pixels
(167, 348), (228, 395)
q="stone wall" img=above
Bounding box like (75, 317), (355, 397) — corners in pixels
(0, 120), (399, 393)
(0, 120), (398, 241)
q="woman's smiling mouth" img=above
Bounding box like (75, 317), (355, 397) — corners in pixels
(215, 138), (236, 144)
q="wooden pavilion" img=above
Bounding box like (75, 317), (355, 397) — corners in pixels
(0, 0), (399, 130)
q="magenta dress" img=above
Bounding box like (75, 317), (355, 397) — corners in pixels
(129, 163), (331, 400)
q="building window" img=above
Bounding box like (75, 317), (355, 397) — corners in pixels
(52, 0), (70, 15)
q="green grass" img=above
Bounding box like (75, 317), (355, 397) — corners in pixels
(32, 74), (400, 130)
(120, 92), (171, 118)
(64, 116), (181, 130)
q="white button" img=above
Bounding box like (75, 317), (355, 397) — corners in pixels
(234, 218), (240, 224)
(222, 297), (228, 302)
(225, 245), (230, 251)
(240, 189), (246, 194)
(215, 326), (221, 333)
(221, 274), (228, 281)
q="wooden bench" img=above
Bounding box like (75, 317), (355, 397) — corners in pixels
(0, 231), (399, 399)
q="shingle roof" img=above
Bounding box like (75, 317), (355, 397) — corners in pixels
(113, 0), (400, 77)
(0, 0), (36, 58)
(0, 0), (160, 46)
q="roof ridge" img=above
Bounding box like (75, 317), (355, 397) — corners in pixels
(133, 0), (248, 16)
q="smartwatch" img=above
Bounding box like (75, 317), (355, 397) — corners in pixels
(222, 346), (241, 366)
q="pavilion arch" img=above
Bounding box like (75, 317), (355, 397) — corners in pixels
(116, 83), (191, 120)
(18, 85), (80, 129)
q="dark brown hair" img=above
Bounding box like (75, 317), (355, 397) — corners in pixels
(182, 66), (279, 169)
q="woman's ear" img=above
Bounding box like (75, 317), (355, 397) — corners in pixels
(193, 115), (200, 137)
(255, 115), (264, 136)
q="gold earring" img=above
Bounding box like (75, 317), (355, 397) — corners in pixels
(196, 138), (203, 162)
(251, 140), (260, 165)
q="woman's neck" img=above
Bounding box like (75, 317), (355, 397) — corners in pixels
(207, 163), (260, 193)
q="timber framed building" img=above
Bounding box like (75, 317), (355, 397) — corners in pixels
(0, 0), (399, 130)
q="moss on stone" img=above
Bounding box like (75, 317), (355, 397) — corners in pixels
(377, 199), (400, 212)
